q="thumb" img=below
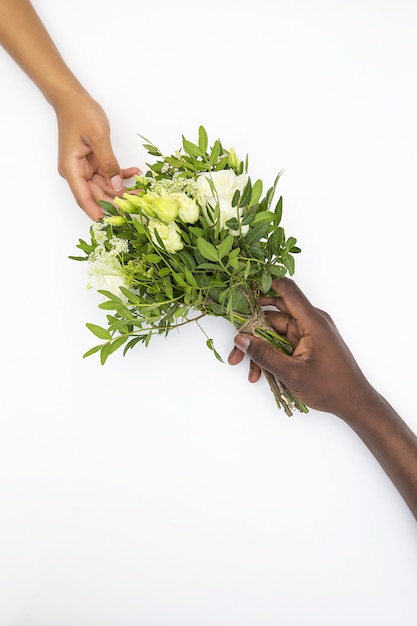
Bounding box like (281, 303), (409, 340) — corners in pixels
(89, 134), (124, 193)
(234, 334), (294, 383)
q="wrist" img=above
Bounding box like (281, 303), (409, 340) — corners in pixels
(46, 79), (91, 112)
(335, 382), (383, 427)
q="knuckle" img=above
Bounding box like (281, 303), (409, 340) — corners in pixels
(100, 158), (119, 176)
(248, 339), (275, 371)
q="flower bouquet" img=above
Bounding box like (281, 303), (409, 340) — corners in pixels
(72, 126), (307, 416)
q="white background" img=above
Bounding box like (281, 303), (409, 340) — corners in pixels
(1, 0), (416, 624)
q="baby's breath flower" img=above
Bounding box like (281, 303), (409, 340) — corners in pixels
(150, 177), (197, 197)
(91, 221), (108, 246)
(87, 247), (129, 299)
(110, 237), (129, 255)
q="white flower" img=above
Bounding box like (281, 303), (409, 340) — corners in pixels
(91, 221), (108, 246)
(171, 192), (199, 223)
(109, 237), (129, 255)
(148, 218), (183, 253)
(196, 169), (249, 234)
(88, 249), (129, 300)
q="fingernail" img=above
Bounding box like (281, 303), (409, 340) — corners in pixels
(234, 334), (251, 353)
(111, 174), (124, 192)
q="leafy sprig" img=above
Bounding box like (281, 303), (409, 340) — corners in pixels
(72, 126), (305, 414)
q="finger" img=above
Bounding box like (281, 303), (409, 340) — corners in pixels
(248, 360), (262, 382)
(89, 167), (142, 199)
(227, 345), (245, 365)
(109, 166), (142, 196)
(65, 172), (104, 220)
(233, 333), (295, 384)
(86, 132), (124, 192)
(228, 345), (262, 382)
(263, 311), (301, 346)
(121, 166), (142, 180)
(265, 278), (319, 331)
(259, 294), (289, 313)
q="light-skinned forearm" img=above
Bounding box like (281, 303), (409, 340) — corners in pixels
(0, 0), (88, 108)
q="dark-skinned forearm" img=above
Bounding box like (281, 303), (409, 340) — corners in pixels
(340, 391), (417, 520)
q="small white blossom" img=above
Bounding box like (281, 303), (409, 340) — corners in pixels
(150, 177), (197, 197)
(88, 248), (129, 299)
(91, 221), (108, 246)
(110, 237), (129, 255)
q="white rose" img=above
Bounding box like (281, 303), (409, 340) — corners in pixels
(196, 169), (249, 234)
(148, 218), (183, 253)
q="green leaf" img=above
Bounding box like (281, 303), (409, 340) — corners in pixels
(245, 222), (271, 246)
(239, 179), (252, 207)
(177, 249), (196, 270)
(123, 336), (143, 355)
(249, 244), (265, 260)
(97, 290), (125, 304)
(214, 155), (229, 171)
(173, 305), (189, 318)
(188, 226), (204, 238)
(225, 217), (239, 231)
(270, 264), (287, 278)
(107, 335), (129, 355)
(86, 323), (112, 341)
(183, 266), (199, 287)
(172, 272), (188, 287)
(261, 270), (272, 293)
(99, 200), (119, 215)
(142, 143), (162, 156)
(100, 342), (113, 365)
(231, 189), (240, 207)
(241, 208), (256, 226)
(206, 338), (224, 362)
(98, 300), (122, 311)
(118, 287), (143, 306)
(198, 125), (208, 153)
(282, 252), (295, 275)
(285, 236), (297, 251)
(144, 253), (162, 263)
(217, 234), (234, 259)
(209, 140), (221, 166)
(252, 211), (273, 226)
(197, 237), (219, 262)
(196, 262), (222, 271)
(268, 226), (284, 254)
(275, 196), (283, 223)
(83, 344), (103, 358)
(182, 136), (204, 158)
(249, 179), (263, 207)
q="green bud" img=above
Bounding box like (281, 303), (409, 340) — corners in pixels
(153, 189), (179, 223)
(228, 147), (241, 172)
(104, 216), (127, 226)
(123, 193), (144, 213)
(113, 196), (134, 213)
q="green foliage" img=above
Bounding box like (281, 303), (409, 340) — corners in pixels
(72, 126), (305, 412)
